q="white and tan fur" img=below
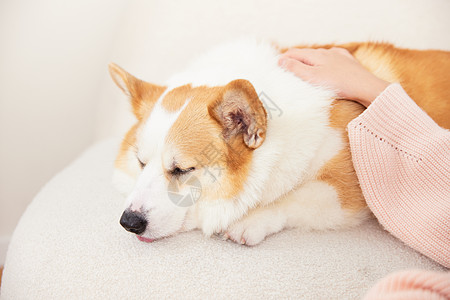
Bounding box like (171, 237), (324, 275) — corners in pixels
(110, 39), (450, 245)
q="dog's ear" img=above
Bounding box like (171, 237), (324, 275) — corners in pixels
(208, 79), (267, 149)
(108, 63), (166, 119)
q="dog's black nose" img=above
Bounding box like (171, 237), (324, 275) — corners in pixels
(120, 210), (147, 234)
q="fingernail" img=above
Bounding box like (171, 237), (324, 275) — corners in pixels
(278, 58), (287, 68)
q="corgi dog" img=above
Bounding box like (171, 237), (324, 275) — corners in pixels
(109, 39), (450, 245)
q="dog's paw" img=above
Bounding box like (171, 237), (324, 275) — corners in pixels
(224, 210), (283, 246)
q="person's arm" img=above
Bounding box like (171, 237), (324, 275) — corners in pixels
(279, 48), (450, 267)
(348, 83), (450, 267)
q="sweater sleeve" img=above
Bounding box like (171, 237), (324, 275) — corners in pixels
(347, 83), (450, 267)
(363, 270), (450, 300)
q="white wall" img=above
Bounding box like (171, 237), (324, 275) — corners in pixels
(0, 0), (128, 242)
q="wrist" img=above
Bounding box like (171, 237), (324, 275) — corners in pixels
(358, 79), (390, 107)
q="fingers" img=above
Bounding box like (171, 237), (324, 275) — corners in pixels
(281, 47), (353, 66)
(278, 56), (314, 81)
(330, 47), (353, 57)
(282, 48), (322, 66)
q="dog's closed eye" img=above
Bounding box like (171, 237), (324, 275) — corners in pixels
(171, 167), (195, 177)
(137, 156), (146, 169)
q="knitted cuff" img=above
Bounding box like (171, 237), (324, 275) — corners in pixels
(348, 83), (449, 164)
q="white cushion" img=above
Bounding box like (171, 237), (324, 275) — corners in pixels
(2, 140), (445, 299)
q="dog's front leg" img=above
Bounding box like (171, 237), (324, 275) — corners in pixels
(224, 180), (359, 245)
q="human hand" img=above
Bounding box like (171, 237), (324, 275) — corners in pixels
(278, 47), (390, 107)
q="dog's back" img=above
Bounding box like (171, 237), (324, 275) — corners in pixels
(286, 42), (450, 128)
(348, 43), (450, 129)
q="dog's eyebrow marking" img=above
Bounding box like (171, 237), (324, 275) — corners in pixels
(138, 92), (191, 160)
(161, 84), (194, 112)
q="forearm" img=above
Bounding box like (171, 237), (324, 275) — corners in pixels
(347, 83), (450, 267)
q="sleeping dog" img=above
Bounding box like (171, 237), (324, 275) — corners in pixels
(109, 39), (450, 245)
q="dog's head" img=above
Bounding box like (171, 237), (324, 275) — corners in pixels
(109, 63), (267, 242)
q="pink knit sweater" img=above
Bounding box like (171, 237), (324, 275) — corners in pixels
(347, 84), (450, 298)
(347, 83), (450, 267)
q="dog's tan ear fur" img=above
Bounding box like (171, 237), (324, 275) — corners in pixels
(208, 79), (267, 149)
(108, 63), (166, 119)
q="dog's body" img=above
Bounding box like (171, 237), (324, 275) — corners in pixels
(110, 39), (450, 245)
